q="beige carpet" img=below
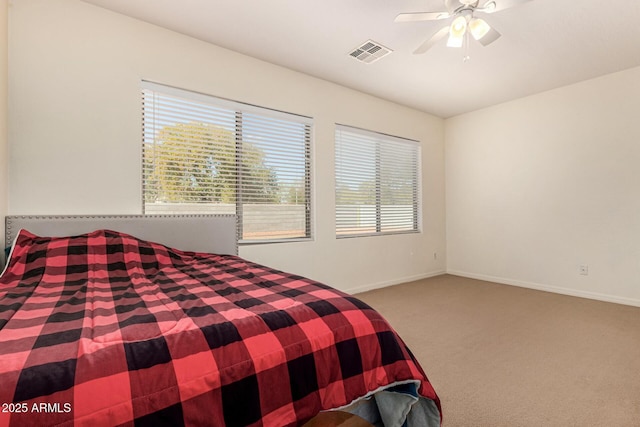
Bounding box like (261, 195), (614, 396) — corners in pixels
(356, 274), (640, 427)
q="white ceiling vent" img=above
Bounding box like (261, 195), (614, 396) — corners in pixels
(349, 40), (392, 64)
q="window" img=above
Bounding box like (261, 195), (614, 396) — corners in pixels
(335, 125), (420, 237)
(142, 82), (312, 243)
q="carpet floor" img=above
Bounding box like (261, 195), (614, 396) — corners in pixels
(356, 274), (640, 427)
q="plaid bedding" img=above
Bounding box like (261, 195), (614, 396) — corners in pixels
(0, 229), (441, 427)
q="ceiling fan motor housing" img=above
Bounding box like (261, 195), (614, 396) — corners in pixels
(458, 0), (479, 6)
(446, 0), (480, 13)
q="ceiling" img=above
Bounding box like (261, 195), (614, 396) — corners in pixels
(82, 0), (640, 118)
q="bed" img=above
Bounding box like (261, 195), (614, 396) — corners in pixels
(0, 215), (441, 427)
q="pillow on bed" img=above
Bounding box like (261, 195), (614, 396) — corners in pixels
(1, 247), (11, 274)
(2, 232), (20, 272)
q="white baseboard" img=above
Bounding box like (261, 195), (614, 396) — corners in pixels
(447, 269), (640, 308)
(348, 270), (446, 295)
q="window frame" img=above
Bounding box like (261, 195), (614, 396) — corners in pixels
(141, 81), (314, 244)
(334, 124), (421, 238)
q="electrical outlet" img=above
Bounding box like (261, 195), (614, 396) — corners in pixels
(433, 252), (437, 260)
(579, 265), (589, 276)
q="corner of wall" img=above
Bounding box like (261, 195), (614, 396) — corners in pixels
(1, 0), (8, 261)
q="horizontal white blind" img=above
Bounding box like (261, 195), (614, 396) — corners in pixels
(142, 82), (312, 242)
(335, 125), (419, 237)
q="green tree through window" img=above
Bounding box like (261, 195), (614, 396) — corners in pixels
(144, 122), (279, 205)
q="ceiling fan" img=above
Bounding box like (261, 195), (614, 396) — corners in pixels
(395, 0), (531, 55)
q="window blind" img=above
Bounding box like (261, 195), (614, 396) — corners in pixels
(335, 125), (420, 237)
(142, 82), (312, 242)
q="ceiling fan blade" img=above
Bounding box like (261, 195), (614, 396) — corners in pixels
(413, 26), (450, 54)
(477, 0), (531, 13)
(395, 11), (451, 22)
(477, 26), (501, 46)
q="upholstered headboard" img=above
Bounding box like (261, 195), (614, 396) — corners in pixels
(4, 214), (238, 256)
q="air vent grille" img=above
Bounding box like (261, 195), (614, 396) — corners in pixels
(349, 40), (392, 64)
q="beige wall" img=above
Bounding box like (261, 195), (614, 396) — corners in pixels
(446, 66), (640, 306)
(6, 0), (640, 305)
(0, 0), (7, 254)
(7, 0), (446, 292)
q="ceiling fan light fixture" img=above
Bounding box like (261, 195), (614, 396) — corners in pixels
(446, 15), (467, 47)
(469, 17), (491, 40)
(399, 0), (527, 55)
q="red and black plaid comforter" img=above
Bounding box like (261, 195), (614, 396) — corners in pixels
(0, 229), (440, 426)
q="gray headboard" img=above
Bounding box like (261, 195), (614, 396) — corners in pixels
(5, 214), (238, 256)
